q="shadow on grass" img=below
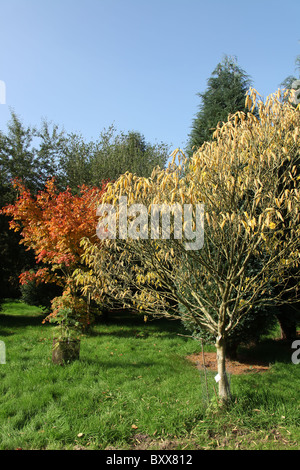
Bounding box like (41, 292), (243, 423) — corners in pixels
(89, 326), (185, 342)
(0, 306), (186, 344)
(78, 357), (159, 368)
(0, 313), (48, 336)
(92, 310), (186, 338)
(238, 337), (296, 365)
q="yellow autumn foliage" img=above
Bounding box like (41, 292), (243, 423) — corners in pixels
(74, 88), (300, 374)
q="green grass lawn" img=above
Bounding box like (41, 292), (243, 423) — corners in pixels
(0, 299), (299, 450)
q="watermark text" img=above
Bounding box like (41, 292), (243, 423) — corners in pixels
(96, 197), (204, 250)
(291, 340), (300, 364)
(0, 341), (6, 364)
(0, 80), (6, 104)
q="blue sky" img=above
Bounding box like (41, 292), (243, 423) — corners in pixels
(0, 0), (299, 151)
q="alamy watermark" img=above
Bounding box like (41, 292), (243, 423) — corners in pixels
(0, 341), (6, 364)
(291, 340), (300, 365)
(96, 197), (204, 250)
(0, 80), (6, 104)
(291, 80), (300, 105)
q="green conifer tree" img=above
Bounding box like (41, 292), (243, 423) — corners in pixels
(187, 55), (253, 155)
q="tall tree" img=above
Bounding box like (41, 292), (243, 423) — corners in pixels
(57, 126), (170, 193)
(77, 89), (300, 403)
(0, 111), (65, 194)
(281, 52), (300, 105)
(187, 55), (253, 155)
(35, 119), (67, 190)
(90, 127), (169, 184)
(0, 112), (38, 297)
(58, 132), (94, 192)
(0, 111), (38, 191)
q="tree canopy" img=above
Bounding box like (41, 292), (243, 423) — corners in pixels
(76, 89), (300, 402)
(187, 55), (253, 155)
(0, 112), (169, 296)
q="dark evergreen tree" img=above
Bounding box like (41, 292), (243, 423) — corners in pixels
(278, 51), (300, 338)
(187, 55), (253, 155)
(0, 112), (62, 298)
(280, 53), (300, 106)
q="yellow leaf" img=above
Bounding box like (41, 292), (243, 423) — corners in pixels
(220, 219), (226, 229)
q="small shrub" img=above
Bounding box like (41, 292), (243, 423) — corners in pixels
(20, 275), (62, 312)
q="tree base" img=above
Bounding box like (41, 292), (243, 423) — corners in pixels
(52, 338), (80, 365)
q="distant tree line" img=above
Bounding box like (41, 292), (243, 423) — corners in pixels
(0, 112), (169, 297)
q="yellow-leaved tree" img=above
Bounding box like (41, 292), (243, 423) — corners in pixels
(76, 89), (300, 403)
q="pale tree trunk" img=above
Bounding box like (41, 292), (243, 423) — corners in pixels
(215, 335), (231, 403)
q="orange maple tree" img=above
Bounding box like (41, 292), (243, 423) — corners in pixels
(1, 178), (107, 325)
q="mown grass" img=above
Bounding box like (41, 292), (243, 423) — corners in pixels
(0, 299), (299, 450)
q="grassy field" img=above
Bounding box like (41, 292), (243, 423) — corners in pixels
(0, 299), (299, 450)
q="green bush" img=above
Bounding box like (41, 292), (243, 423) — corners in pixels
(20, 277), (62, 312)
(181, 303), (278, 359)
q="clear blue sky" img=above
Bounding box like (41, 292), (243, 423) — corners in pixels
(0, 0), (299, 151)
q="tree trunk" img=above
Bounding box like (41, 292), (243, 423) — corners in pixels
(52, 338), (80, 365)
(215, 336), (231, 403)
(276, 307), (297, 340)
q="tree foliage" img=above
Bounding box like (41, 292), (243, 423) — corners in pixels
(76, 89), (300, 402)
(0, 112), (40, 297)
(0, 111), (168, 296)
(187, 55), (253, 155)
(59, 126), (169, 192)
(281, 53), (300, 106)
(1, 178), (107, 325)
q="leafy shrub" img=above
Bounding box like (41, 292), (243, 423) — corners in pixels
(20, 275), (62, 311)
(46, 288), (96, 333)
(181, 303), (278, 359)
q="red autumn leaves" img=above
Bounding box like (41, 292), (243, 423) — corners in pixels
(1, 178), (108, 287)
